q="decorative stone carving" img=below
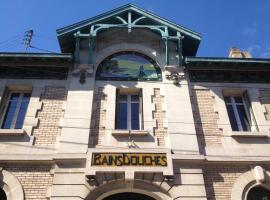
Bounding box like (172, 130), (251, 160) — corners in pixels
(72, 64), (93, 84)
(165, 65), (185, 85)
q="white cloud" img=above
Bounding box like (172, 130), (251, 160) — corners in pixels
(146, 5), (154, 13)
(242, 27), (257, 37)
(242, 23), (258, 37)
(247, 45), (261, 54)
(260, 47), (270, 58)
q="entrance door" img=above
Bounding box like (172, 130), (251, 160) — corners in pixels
(103, 192), (155, 200)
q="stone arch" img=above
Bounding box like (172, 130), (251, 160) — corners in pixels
(86, 179), (172, 200)
(93, 42), (164, 75)
(231, 166), (270, 200)
(0, 169), (24, 200)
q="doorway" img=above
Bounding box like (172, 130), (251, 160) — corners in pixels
(103, 192), (156, 200)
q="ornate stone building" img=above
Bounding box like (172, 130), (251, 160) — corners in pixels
(0, 4), (270, 200)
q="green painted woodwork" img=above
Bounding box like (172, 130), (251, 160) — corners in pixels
(57, 4), (201, 39)
(177, 32), (183, 66)
(74, 31), (81, 63)
(88, 35), (94, 64)
(57, 4), (201, 57)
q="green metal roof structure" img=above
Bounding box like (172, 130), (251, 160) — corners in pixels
(0, 52), (73, 67)
(185, 57), (270, 71)
(56, 4), (201, 58)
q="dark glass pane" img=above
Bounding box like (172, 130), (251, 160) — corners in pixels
(225, 104), (239, 131)
(15, 97), (30, 129)
(131, 102), (140, 130)
(224, 96), (231, 103)
(2, 98), (18, 129)
(96, 52), (161, 80)
(247, 186), (270, 200)
(237, 105), (251, 131)
(118, 95), (127, 101)
(0, 188), (7, 200)
(117, 102), (127, 129)
(103, 192), (155, 200)
(131, 95), (139, 102)
(10, 93), (20, 100)
(234, 96), (243, 103)
(22, 93), (31, 100)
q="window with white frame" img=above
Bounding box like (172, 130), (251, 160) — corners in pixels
(224, 92), (258, 132)
(0, 90), (31, 129)
(116, 89), (142, 130)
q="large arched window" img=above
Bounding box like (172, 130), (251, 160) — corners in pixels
(96, 51), (161, 81)
(247, 186), (270, 200)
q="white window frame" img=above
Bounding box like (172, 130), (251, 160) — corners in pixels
(225, 95), (256, 132)
(116, 92), (143, 130)
(0, 91), (30, 129)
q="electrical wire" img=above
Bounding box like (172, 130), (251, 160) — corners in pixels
(0, 34), (24, 45)
(29, 45), (57, 53)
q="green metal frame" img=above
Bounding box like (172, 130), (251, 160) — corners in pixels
(73, 11), (184, 66)
(55, 4), (203, 66)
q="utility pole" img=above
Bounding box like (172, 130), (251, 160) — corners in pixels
(23, 30), (33, 52)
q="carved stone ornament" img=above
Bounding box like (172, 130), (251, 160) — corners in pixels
(165, 65), (185, 85)
(72, 64), (93, 84)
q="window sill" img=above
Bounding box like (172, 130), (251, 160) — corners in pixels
(111, 130), (149, 136)
(0, 129), (26, 136)
(230, 131), (269, 138)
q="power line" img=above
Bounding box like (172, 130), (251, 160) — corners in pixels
(0, 34), (24, 45)
(29, 45), (57, 53)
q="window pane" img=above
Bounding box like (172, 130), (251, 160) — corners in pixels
(224, 96), (231, 103)
(10, 93), (20, 101)
(236, 105), (251, 131)
(131, 102), (140, 130)
(117, 102), (127, 129)
(131, 95), (139, 102)
(118, 95), (127, 101)
(234, 96), (243, 103)
(247, 186), (270, 200)
(15, 94), (30, 129)
(96, 51), (161, 80)
(1, 98), (18, 129)
(226, 104), (239, 131)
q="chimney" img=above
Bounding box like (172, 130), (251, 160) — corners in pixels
(229, 47), (252, 58)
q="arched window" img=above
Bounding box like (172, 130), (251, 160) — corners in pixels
(0, 187), (7, 200)
(96, 51), (161, 81)
(103, 192), (155, 200)
(247, 186), (270, 200)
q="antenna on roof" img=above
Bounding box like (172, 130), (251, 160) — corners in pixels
(23, 30), (33, 52)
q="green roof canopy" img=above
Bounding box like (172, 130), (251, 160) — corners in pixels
(57, 4), (201, 57)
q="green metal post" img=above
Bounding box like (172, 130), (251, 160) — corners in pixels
(177, 32), (183, 66)
(164, 37), (169, 65)
(74, 31), (80, 64)
(88, 35), (94, 64)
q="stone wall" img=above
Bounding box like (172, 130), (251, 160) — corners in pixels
(4, 164), (53, 200)
(89, 87), (107, 147)
(33, 87), (67, 146)
(203, 164), (250, 200)
(96, 29), (162, 54)
(191, 88), (222, 149)
(152, 88), (167, 146)
(260, 89), (270, 121)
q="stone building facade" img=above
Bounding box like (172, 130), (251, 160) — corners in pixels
(0, 4), (270, 200)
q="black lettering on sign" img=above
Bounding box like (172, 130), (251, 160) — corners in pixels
(92, 153), (168, 167)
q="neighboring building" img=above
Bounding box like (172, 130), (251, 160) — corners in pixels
(1, 4), (270, 200)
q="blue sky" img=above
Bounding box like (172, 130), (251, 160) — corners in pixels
(1, 0), (270, 58)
